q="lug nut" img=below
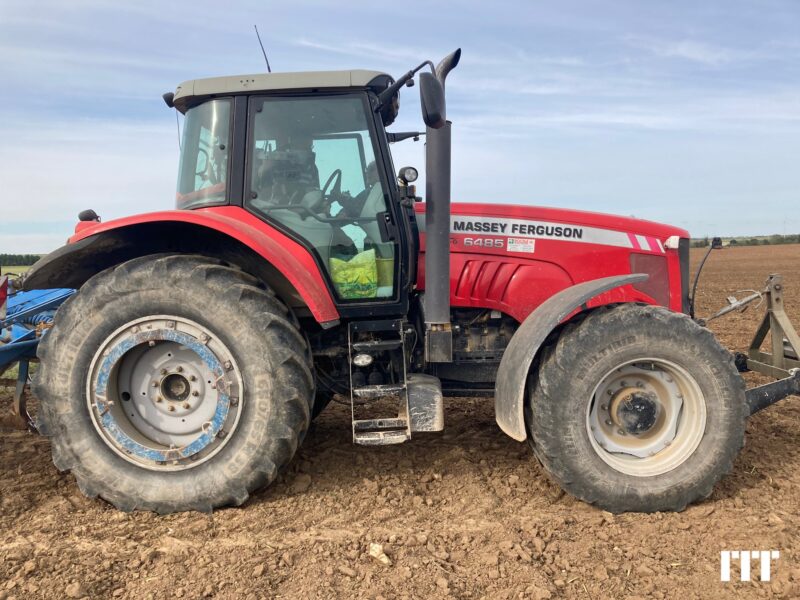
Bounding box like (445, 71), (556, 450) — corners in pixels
(605, 419), (613, 426)
(177, 366), (184, 373)
(161, 368), (168, 375)
(167, 405), (175, 412)
(189, 375), (197, 382)
(600, 404), (608, 411)
(620, 380), (627, 386)
(152, 381), (159, 388)
(182, 402), (190, 409)
(148, 341), (156, 347)
(618, 429), (626, 436)
(156, 396), (163, 403)
(192, 391), (199, 397)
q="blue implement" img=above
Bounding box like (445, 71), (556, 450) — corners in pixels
(1, 283), (75, 430)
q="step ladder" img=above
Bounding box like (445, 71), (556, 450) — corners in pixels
(348, 320), (444, 445)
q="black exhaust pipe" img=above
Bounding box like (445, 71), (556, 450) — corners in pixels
(424, 48), (461, 363)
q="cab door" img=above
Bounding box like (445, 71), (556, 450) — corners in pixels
(244, 93), (409, 317)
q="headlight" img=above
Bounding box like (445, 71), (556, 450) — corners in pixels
(398, 166), (418, 184)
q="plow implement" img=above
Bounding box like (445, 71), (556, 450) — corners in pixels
(0, 275), (73, 430)
(702, 274), (800, 415)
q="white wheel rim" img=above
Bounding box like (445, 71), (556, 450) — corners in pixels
(586, 358), (706, 477)
(86, 315), (244, 471)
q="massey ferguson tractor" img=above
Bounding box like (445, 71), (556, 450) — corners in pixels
(4, 48), (799, 514)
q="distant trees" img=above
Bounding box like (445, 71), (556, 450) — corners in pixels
(0, 254), (41, 266)
(692, 235), (800, 247)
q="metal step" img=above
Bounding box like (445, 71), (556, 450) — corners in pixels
(352, 383), (406, 400)
(353, 430), (410, 445)
(352, 418), (410, 446)
(353, 417), (408, 431)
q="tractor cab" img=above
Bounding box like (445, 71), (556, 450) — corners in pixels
(166, 68), (445, 314)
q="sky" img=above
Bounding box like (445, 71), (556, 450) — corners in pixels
(1, 0), (799, 253)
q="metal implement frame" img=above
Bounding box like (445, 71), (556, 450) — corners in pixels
(746, 274), (800, 379)
(1, 285), (75, 431)
(735, 274), (800, 416)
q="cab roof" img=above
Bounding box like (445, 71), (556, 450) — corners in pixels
(173, 70), (392, 111)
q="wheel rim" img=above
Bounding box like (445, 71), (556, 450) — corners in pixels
(87, 315), (243, 471)
(586, 359), (706, 477)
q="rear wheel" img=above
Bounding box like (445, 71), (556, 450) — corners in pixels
(526, 304), (746, 513)
(34, 255), (313, 513)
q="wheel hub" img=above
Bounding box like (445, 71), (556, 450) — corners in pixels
(588, 363), (684, 460)
(611, 389), (660, 435)
(586, 359), (707, 477)
(162, 373), (191, 402)
(86, 316), (243, 471)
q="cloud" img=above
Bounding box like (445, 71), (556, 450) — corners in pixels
(624, 36), (756, 66)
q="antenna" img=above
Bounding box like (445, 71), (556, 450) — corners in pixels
(175, 110), (182, 151)
(254, 25), (272, 73)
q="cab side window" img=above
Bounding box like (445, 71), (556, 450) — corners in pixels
(176, 100), (231, 209)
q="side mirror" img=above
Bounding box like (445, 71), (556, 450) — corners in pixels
(419, 73), (446, 130)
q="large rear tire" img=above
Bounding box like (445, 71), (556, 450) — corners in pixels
(34, 255), (313, 513)
(526, 304), (746, 513)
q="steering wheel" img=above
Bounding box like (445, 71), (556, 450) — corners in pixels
(322, 169), (342, 198)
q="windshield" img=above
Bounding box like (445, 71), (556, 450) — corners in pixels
(176, 99), (231, 209)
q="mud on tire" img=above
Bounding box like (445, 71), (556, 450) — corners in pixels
(34, 254), (313, 513)
(526, 304), (747, 513)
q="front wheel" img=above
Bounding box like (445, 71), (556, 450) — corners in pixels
(527, 304), (746, 513)
(34, 255), (313, 513)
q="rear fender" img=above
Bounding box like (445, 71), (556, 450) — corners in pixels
(494, 274), (648, 441)
(23, 208), (339, 325)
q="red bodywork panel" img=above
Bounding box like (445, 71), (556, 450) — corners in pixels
(70, 206), (340, 324)
(69, 202), (688, 326)
(415, 203), (689, 323)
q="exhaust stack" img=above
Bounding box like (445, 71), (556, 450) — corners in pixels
(424, 49), (461, 363)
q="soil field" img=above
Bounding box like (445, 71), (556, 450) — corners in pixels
(2, 244), (799, 599)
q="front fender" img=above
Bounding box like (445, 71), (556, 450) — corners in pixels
(23, 207), (339, 325)
(494, 273), (648, 441)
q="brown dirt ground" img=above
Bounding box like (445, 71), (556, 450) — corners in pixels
(2, 244), (800, 600)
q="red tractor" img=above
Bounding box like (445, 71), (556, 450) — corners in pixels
(22, 49), (800, 513)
